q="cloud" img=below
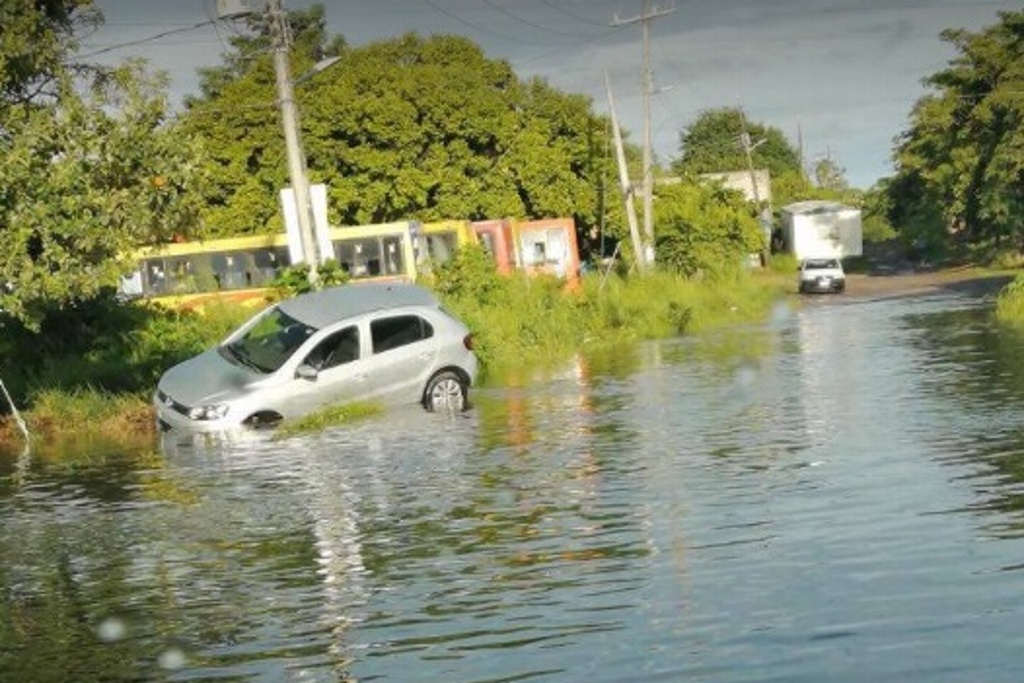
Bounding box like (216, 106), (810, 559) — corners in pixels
(86, 0), (1019, 188)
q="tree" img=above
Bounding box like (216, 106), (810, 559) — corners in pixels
(0, 1), (206, 327)
(178, 30), (618, 252)
(812, 156), (848, 193)
(0, 0), (101, 112)
(186, 4), (345, 105)
(891, 10), (1024, 254)
(654, 182), (763, 277)
(672, 107), (803, 180)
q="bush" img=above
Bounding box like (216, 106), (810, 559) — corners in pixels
(272, 259), (350, 297)
(435, 264), (788, 380)
(996, 274), (1024, 326)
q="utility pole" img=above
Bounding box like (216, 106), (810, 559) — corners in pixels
(267, 0), (319, 283)
(605, 72), (645, 272)
(738, 107), (771, 264)
(613, 1), (674, 270)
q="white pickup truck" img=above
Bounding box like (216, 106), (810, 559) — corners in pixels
(798, 258), (846, 294)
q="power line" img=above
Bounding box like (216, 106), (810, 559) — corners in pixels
(538, 0), (612, 27)
(77, 19), (216, 59)
(419, 0), (609, 46)
(478, 0), (608, 38)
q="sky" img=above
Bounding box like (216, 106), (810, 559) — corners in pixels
(81, 0), (1019, 189)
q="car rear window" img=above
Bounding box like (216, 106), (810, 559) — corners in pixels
(371, 315), (434, 354)
(805, 259), (839, 269)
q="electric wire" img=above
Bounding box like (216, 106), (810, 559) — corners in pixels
(477, 0), (608, 38)
(77, 19), (216, 59)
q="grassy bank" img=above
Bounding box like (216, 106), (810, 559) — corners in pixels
(0, 266), (790, 453)
(995, 273), (1024, 325)
(443, 268), (787, 379)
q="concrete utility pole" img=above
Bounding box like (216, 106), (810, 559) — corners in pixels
(267, 0), (319, 283)
(613, 1), (674, 269)
(605, 72), (645, 272)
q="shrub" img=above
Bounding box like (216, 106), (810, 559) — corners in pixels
(995, 274), (1024, 326)
(272, 259), (350, 297)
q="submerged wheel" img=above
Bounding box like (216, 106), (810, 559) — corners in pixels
(243, 411), (282, 430)
(423, 371), (467, 412)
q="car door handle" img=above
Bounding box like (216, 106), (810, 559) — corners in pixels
(353, 373), (368, 383)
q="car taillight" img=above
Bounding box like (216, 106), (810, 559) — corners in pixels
(463, 333), (474, 351)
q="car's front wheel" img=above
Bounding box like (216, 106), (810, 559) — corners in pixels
(423, 370), (468, 412)
(243, 411), (282, 429)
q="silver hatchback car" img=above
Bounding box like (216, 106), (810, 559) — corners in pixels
(154, 283), (478, 431)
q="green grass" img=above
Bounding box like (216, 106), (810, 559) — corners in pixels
(996, 273), (1024, 326)
(441, 268), (789, 380)
(273, 401), (384, 439)
(1, 264), (791, 450)
(11, 386), (155, 459)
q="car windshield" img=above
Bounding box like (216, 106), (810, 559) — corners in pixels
(805, 259), (839, 269)
(219, 308), (317, 374)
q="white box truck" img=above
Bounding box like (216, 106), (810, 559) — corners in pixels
(781, 200), (862, 260)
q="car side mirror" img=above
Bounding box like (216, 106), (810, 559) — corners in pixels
(296, 364), (319, 382)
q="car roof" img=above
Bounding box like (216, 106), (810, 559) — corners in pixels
(277, 282), (440, 329)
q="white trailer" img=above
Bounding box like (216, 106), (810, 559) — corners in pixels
(780, 200), (862, 260)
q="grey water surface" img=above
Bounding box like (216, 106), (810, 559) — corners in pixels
(3, 286), (1024, 683)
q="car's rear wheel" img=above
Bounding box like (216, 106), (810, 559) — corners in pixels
(423, 370), (467, 412)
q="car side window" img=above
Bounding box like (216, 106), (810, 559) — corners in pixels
(304, 326), (360, 370)
(371, 315), (434, 354)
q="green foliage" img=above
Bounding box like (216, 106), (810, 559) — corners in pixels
(271, 259), (350, 297)
(890, 10), (1024, 254)
(771, 166), (863, 209)
(673, 107), (802, 180)
(653, 182), (763, 277)
(0, 0), (100, 111)
(859, 179), (899, 243)
(274, 401), (383, 439)
(189, 4), (342, 104)
(26, 387), (152, 436)
(0, 61), (206, 327)
(995, 274), (1024, 325)
(767, 252), (799, 274)
(0, 299), (249, 409)
(178, 31), (615, 249)
(437, 266), (786, 378)
(429, 244), (504, 303)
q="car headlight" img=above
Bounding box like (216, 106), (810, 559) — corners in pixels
(187, 404), (229, 421)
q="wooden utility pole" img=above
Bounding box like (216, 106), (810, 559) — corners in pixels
(738, 107), (771, 263)
(605, 72), (645, 272)
(613, 1), (674, 269)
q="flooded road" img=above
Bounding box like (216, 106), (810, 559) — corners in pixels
(3, 286), (1024, 682)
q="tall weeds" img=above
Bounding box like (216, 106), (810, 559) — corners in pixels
(1, 254), (788, 449)
(996, 274), (1024, 325)
(433, 247), (787, 379)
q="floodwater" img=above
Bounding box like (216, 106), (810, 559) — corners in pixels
(3, 285), (1024, 683)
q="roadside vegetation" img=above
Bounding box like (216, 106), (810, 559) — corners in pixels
(1, 3), (1021, 451)
(0, 261), (790, 453)
(996, 274), (1024, 326)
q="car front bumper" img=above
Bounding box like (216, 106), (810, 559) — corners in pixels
(153, 391), (242, 433)
(800, 276), (845, 293)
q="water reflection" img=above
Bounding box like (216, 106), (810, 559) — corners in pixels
(899, 303), (1024, 539)
(4, 289), (1024, 682)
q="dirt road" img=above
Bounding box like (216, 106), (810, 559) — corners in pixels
(842, 268), (1014, 301)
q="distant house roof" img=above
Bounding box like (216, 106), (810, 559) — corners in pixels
(700, 170), (771, 203)
(657, 169), (772, 204)
(782, 200), (857, 215)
